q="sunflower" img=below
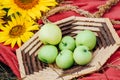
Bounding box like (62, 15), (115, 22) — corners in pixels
(0, 4), (6, 24)
(2, 0), (57, 19)
(0, 14), (39, 48)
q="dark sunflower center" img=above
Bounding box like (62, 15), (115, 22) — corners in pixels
(14, 0), (39, 10)
(20, 0), (33, 4)
(9, 25), (25, 37)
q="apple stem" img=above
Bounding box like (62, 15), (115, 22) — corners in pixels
(83, 49), (87, 52)
(79, 44), (83, 46)
(60, 52), (62, 55)
(62, 41), (67, 46)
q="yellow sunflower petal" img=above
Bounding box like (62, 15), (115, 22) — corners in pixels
(0, 36), (9, 42)
(0, 13), (39, 47)
(0, 19), (5, 24)
(0, 32), (7, 36)
(25, 32), (34, 38)
(17, 37), (21, 47)
(8, 21), (14, 27)
(24, 32), (34, 41)
(41, 1), (57, 6)
(11, 39), (17, 48)
(14, 13), (21, 24)
(5, 24), (11, 30)
(0, 10), (6, 17)
(20, 35), (26, 42)
(8, 8), (16, 16)
(22, 34), (29, 42)
(28, 11), (36, 19)
(26, 25), (39, 31)
(31, 8), (41, 19)
(4, 38), (13, 45)
(39, 6), (50, 12)
(0, 5), (6, 24)
(2, 0), (11, 6)
(0, 26), (6, 30)
(24, 36), (30, 42)
(11, 16), (17, 25)
(20, 32), (33, 42)
(25, 19), (34, 26)
(2, 0), (57, 19)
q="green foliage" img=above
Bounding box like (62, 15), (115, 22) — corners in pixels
(0, 62), (17, 80)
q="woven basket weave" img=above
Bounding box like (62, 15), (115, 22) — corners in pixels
(16, 16), (120, 80)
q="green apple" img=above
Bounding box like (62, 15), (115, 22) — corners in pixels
(59, 36), (76, 51)
(73, 46), (92, 65)
(75, 30), (96, 50)
(38, 45), (58, 64)
(56, 49), (74, 69)
(38, 23), (62, 45)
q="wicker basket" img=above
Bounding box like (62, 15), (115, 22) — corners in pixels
(16, 16), (120, 80)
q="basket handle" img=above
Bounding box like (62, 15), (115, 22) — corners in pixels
(42, 0), (120, 25)
(41, 5), (94, 23)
